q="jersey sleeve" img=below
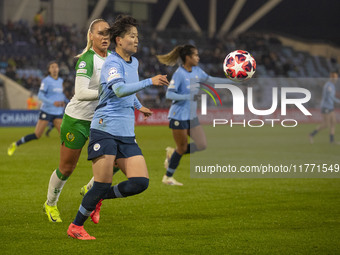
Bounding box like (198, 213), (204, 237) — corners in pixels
(167, 70), (182, 93)
(104, 59), (125, 89)
(75, 52), (94, 79)
(134, 95), (143, 110)
(198, 67), (209, 81)
(166, 70), (190, 101)
(39, 77), (48, 93)
(37, 78), (50, 104)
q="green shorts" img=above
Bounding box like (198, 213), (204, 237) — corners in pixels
(60, 114), (91, 149)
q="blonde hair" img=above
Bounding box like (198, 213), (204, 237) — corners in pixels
(76, 19), (106, 58)
(156, 45), (196, 66)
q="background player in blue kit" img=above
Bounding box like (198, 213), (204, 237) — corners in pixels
(157, 44), (229, 185)
(7, 61), (67, 156)
(309, 71), (340, 143)
(67, 15), (169, 240)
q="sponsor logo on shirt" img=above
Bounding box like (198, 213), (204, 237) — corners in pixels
(168, 80), (175, 89)
(79, 61), (86, 68)
(77, 69), (87, 74)
(53, 88), (63, 92)
(107, 67), (121, 82)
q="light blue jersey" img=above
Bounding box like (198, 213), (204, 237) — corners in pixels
(38, 75), (66, 115)
(91, 52), (152, 137)
(167, 66), (230, 121)
(321, 81), (340, 110)
(167, 66), (208, 120)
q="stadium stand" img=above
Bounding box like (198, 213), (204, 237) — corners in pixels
(0, 21), (339, 109)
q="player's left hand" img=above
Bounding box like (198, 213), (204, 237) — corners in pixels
(139, 106), (153, 120)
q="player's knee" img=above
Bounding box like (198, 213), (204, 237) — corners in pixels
(124, 177), (149, 196)
(58, 165), (76, 177)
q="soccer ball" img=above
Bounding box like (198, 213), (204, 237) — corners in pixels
(223, 50), (256, 82)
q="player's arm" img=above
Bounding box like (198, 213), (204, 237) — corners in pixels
(133, 95), (152, 119)
(106, 61), (168, 97)
(165, 72), (190, 101)
(74, 76), (98, 101)
(133, 95), (142, 110)
(37, 79), (50, 104)
(199, 68), (232, 84)
(74, 57), (98, 101)
(330, 87), (340, 104)
(166, 91), (190, 101)
(204, 76), (230, 84)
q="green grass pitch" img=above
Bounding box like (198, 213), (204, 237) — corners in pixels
(0, 124), (339, 254)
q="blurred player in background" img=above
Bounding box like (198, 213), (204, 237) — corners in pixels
(45, 80), (74, 137)
(309, 71), (340, 143)
(43, 19), (150, 224)
(7, 61), (66, 156)
(67, 15), (168, 240)
(157, 44), (229, 185)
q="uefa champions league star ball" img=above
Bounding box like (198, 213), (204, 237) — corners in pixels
(223, 50), (256, 82)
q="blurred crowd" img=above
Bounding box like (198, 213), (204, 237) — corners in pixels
(0, 20), (339, 108)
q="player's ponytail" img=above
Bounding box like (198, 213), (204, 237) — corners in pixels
(156, 44), (196, 66)
(76, 19), (106, 58)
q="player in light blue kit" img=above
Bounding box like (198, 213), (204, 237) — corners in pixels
(157, 44), (230, 185)
(309, 71), (340, 143)
(8, 61), (67, 156)
(67, 15), (169, 240)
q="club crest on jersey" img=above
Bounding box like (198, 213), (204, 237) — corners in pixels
(66, 132), (75, 142)
(94, 143), (101, 151)
(108, 67), (121, 81)
(78, 61), (86, 68)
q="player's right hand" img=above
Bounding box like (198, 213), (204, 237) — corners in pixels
(151, 75), (169, 86)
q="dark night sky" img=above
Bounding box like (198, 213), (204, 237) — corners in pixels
(151, 0), (340, 46)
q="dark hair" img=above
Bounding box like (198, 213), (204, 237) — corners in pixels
(108, 15), (138, 45)
(47, 60), (58, 75)
(156, 44), (196, 66)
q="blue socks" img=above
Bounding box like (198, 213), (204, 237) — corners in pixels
(73, 182), (111, 226)
(73, 178), (149, 226)
(185, 143), (198, 154)
(166, 151), (182, 177)
(103, 177), (149, 199)
(166, 143), (199, 177)
(310, 130), (318, 137)
(16, 133), (37, 146)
